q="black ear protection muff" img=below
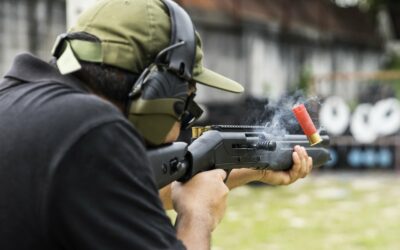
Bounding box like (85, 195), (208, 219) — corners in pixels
(127, 0), (203, 146)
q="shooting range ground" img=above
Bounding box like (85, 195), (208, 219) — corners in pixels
(168, 173), (400, 250)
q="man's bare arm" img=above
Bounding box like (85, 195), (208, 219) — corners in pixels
(172, 169), (228, 250)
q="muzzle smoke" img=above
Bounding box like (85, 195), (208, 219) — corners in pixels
(262, 91), (321, 136)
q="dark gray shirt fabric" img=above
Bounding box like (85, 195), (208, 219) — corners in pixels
(0, 53), (185, 250)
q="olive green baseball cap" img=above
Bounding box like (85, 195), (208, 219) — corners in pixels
(56, 0), (244, 93)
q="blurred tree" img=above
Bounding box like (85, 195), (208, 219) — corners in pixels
(298, 67), (312, 94)
(289, 66), (312, 95)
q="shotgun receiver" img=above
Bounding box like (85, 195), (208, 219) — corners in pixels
(148, 125), (331, 189)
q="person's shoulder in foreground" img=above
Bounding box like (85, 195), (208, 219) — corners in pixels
(0, 0), (224, 248)
(0, 51), (186, 249)
(0, 0), (313, 249)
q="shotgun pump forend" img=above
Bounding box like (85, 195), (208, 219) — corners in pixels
(147, 125), (331, 189)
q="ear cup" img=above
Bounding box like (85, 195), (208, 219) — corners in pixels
(125, 0), (196, 146)
(141, 68), (188, 117)
(129, 111), (178, 146)
(127, 67), (189, 145)
(141, 68), (188, 100)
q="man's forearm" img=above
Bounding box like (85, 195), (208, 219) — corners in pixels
(171, 170), (228, 250)
(175, 213), (212, 250)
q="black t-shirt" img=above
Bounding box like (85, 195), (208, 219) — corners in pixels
(0, 53), (185, 250)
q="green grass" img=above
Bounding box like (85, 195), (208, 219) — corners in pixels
(169, 172), (400, 250)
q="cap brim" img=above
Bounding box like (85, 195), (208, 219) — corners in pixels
(193, 68), (244, 93)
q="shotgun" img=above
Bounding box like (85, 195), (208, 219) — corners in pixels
(148, 125), (331, 188)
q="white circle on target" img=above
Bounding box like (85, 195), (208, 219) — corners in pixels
(319, 96), (350, 135)
(370, 98), (400, 136)
(350, 103), (377, 144)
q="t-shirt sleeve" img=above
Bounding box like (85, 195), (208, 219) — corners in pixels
(47, 121), (185, 250)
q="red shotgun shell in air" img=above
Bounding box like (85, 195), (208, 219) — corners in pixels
(292, 104), (322, 146)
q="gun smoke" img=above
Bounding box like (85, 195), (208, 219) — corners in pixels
(251, 91), (321, 136)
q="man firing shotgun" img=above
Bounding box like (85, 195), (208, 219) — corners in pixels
(0, 0), (316, 249)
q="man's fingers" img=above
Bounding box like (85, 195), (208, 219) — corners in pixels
(308, 156), (313, 167)
(292, 147), (301, 165)
(301, 146), (307, 157)
(300, 146), (310, 178)
(293, 146), (309, 179)
(290, 146), (303, 181)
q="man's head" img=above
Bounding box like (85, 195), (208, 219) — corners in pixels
(52, 0), (244, 145)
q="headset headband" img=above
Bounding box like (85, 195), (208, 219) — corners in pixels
(162, 0), (196, 79)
